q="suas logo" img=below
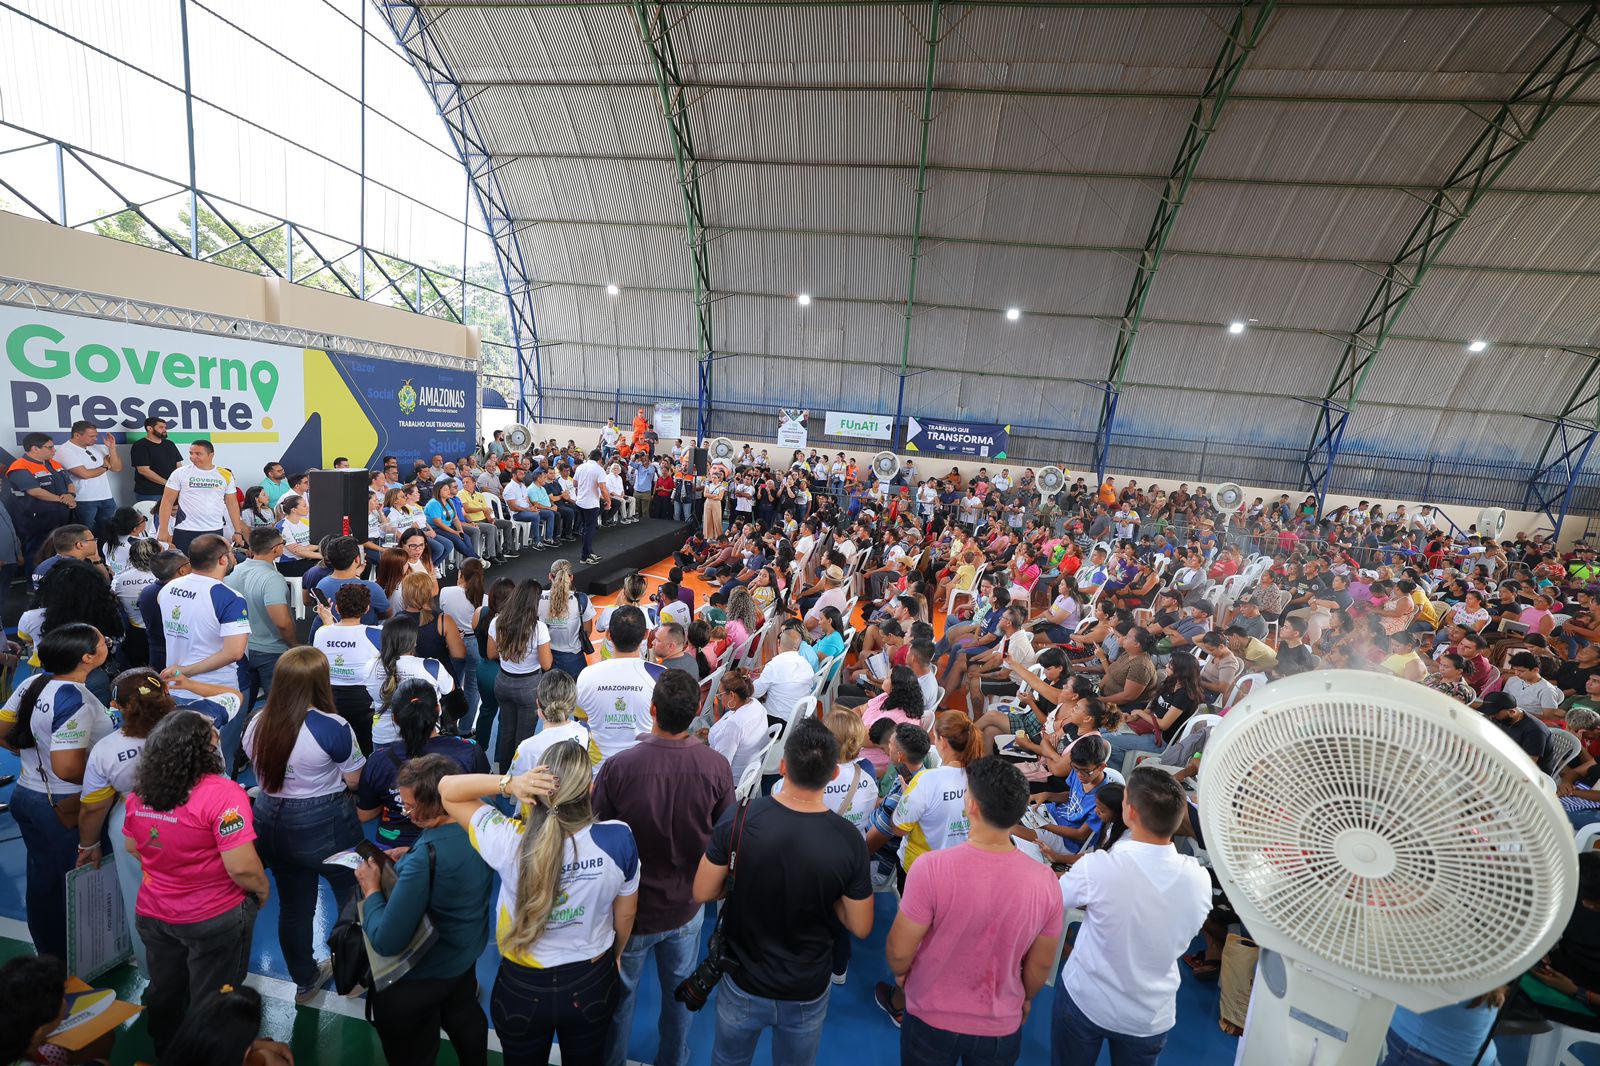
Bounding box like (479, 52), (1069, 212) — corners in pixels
(397, 379), (419, 415)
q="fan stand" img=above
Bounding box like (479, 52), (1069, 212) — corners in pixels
(1237, 949), (1396, 1066)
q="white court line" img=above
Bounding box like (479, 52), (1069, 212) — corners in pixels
(0, 916), (649, 1064)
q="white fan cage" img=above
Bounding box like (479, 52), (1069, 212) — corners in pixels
(1199, 671), (1576, 1009)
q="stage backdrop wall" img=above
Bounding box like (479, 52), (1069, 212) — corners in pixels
(1, 306), (476, 478)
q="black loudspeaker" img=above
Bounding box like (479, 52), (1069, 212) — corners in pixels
(309, 469), (371, 544)
(693, 447), (709, 476)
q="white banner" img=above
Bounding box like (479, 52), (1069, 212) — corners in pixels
(653, 402), (682, 441)
(777, 408), (809, 449)
(824, 410), (893, 441)
(2, 308), (304, 477)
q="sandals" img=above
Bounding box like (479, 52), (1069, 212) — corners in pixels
(1182, 952), (1220, 980)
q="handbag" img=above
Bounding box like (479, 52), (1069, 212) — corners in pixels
(328, 843), (438, 997)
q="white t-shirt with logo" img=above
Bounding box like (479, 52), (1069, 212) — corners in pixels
(81, 693), (240, 804)
(894, 764), (971, 870)
(313, 624), (384, 686)
(467, 806), (639, 968)
(487, 617), (552, 676)
(159, 572), (252, 687)
(1, 680), (116, 794)
(509, 720), (600, 775)
(576, 657), (664, 762)
(167, 464), (235, 531)
(773, 757), (878, 835)
(57, 440), (113, 501)
(245, 708), (366, 799)
(363, 655), (457, 745)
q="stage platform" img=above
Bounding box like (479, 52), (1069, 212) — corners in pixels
(488, 516), (690, 595)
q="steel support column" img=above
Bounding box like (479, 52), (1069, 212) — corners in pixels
(377, 1), (546, 422)
(890, 0), (950, 452)
(1091, 0), (1276, 484)
(633, 0), (717, 442)
(177, 0), (200, 258)
(1300, 3), (1600, 507)
(1524, 351), (1600, 539)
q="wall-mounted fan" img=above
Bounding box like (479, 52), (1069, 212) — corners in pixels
(708, 437), (738, 464)
(1478, 506), (1507, 539)
(504, 424), (533, 451)
(1201, 671), (1576, 1065)
(1213, 482), (1245, 514)
(1034, 466), (1066, 495)
(870, 451), (900, 481)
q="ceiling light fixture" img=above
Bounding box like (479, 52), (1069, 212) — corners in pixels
(1228, 321), (1246, 335)
(1468, 339), (1488, 353)
(605, 283), (620, 296)
(1005, 307), (1021, 321)
(797, 293), (812, 306)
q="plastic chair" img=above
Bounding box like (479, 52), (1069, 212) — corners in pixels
(132, 499), (157, 522)
(286, 575), (306, 620)
(1527, 1023), (1600, 1066)
(1549, 729), (1583, 776)
(945, 562), (986, 616)
(1223, 672), (1267, 710)
(692, 662), (729, 732)
(747, 720), (787, 793)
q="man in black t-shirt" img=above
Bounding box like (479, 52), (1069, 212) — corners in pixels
(1479, 691), (1555, 773)
(129, 416), (182, 503)
(693, 717), (872, 1066)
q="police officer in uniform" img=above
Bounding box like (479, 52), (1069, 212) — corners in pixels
(6, 433), (75, 561)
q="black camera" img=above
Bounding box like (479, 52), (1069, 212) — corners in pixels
(673, 927), (727, 1011)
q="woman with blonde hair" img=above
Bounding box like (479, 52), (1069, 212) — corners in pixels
(440, 741), (639, 1066)
(541, 559), (594, 679)
(507, 668), (599, 774)
(594, 573), (656, 657)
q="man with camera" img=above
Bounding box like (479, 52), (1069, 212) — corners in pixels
(593, 669), (733, 1066)
(690, 717), (873, 1065)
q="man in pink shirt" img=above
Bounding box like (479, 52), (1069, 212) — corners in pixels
(884, 756), (1062, 1062)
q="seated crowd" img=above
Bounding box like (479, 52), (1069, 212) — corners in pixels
(1, 412), (1589, 1066)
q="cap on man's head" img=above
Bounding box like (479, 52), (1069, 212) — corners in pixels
(1191, 602), (1213, 617)
(1478, 691), (1517, 715)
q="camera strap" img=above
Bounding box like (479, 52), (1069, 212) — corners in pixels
(717, 799), (752, 932)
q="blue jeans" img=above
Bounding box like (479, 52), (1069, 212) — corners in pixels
(550, 648), (587, 680)
(474, 657), (500, 748)
(903, 1013), (1023, 1066)
(423, 535), (451, 567)
(76, 497), (117, 539)
(252, 791), (362, 988)
(458, 639), (481, 732)
(675, 498), (694, 523)
(1051, 987), (1167, 1066)
(11, 784), (79, 959)
(1106, 731), (1161, 768)
(604, 908), (704, 1066)
(1382, 1030), (1454, 1066)
(711, 976), (831, 1066)
(528, 509), (557, 545)
(434, 527), (477, 559)
(578, 505), (600, 557)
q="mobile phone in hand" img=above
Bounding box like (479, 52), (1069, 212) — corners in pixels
(355, 839), (392, 867)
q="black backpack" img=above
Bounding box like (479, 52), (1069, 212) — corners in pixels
(327, 843), (436, 999)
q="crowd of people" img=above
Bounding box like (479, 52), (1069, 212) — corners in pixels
(2, 408), (1595, 1066)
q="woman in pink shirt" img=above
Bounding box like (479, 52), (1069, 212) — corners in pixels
(861, 665), (931, 741)
(123, 709), (270, 1056)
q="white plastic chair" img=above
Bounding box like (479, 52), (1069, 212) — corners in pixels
(693, 662), (729, 732)
(1223, 672), (1268, 710)
(945, 562), (986, 616)
(746, 720), (787, 794)
(287, 575), (306, 620)
(132, 499), (157, 522)
(1549, 729), (1584, 776)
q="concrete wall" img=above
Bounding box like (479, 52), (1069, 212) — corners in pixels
(516, 418), (1558, 544)
(0, 212), (480, 360)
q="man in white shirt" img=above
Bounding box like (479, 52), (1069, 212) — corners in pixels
(157, 440), (245, 554)
(754, 625), (816, 723)
(56, 420), (123, 538)
(599, 417), (621, 459)
(572, 449), (612, 565)
(159, 534), (252, 763)
(576, 606), (664, 763)
(1056, 767), (1210, 1065)
(803, 566), (849, 632)
(1503, 651), (1563, 719)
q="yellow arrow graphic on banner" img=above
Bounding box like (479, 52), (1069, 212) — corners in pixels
(304, 349), (379, 467)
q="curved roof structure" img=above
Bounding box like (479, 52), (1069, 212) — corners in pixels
(100, 2), (1600, 501)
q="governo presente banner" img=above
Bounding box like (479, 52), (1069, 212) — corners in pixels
(1, 307), (476, 475)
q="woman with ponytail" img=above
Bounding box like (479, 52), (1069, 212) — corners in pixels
(0, 623), (116, 958)
(441, 740), (639, 1066)
(540, 559), (594, 679)
(357, 680), (488, 848)
(890, 710), (982, 876)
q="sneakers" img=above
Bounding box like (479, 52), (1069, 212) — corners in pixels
(873, 982), (903, 1028)
(530, 541), (547, 551)
(831, 968), (848, 986)
(584, 554), (602, 564)
(295, 958), (334, 1004)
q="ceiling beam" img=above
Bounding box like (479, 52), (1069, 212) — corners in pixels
(1092, 0), (1278, 483)
(489, 150), (1600, 198)
(452, 78), (1600, 111)
(893, 0), (950, 448)
(630, 0), (719, 440)
(504, 216), (1600, 280)
(416, 0), (1579, 10)
(1300, 2), (1600, 505)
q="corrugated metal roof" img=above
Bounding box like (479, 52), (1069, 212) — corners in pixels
(395, 0), (1600, 474)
